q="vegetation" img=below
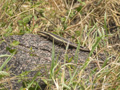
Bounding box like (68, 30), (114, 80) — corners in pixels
(0, 0), (120, 90)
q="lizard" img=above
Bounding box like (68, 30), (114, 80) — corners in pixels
(38, 31), (91, 52)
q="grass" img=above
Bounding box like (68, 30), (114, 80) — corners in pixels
(0, 0), (120, 90)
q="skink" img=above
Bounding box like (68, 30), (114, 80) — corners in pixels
(38, 31), (91, 52)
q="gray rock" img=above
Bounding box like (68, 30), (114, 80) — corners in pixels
(0, 34), (90, 89)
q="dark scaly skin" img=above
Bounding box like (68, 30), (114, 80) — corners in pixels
(38, 31), (91, 52)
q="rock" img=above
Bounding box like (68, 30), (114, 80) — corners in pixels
(0, 34), (90, 89)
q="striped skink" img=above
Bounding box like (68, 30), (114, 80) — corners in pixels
(38, 31), (91, 52)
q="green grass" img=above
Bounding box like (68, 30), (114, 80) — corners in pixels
(0, 0), (120, 90)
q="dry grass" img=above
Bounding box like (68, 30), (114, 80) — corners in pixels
(0, 0), (120, 90)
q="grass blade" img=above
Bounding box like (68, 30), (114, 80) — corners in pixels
(0, 51), (16, 71)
